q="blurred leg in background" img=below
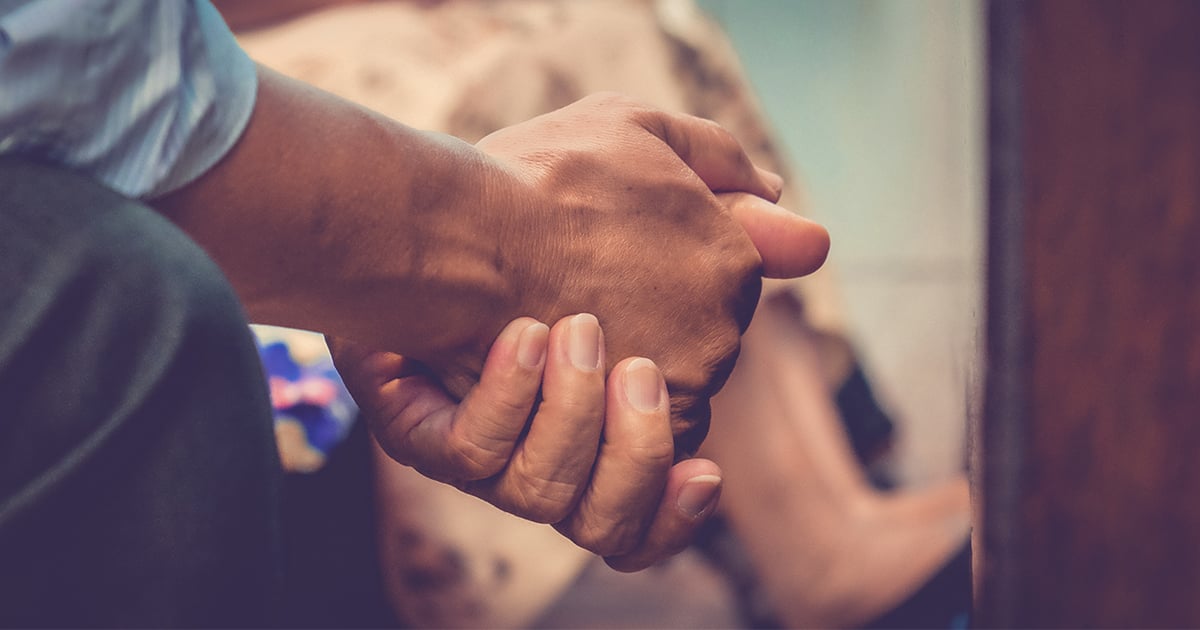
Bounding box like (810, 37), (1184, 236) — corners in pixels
(698, 289), (970, 629)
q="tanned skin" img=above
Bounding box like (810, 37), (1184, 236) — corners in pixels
(155, 66), (829, 566)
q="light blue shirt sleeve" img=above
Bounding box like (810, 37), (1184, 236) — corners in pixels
(0, 0), (257, 199)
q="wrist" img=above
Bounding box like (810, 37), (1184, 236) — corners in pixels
(401, 133), (525, 362)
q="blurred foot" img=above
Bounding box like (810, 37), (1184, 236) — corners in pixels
(703, 289), (971, 628)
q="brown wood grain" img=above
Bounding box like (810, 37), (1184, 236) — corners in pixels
(982, 0), (1200, 626)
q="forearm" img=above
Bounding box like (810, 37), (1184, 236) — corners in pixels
(154, 65), (515, 360)
(156, 70), (827, 438)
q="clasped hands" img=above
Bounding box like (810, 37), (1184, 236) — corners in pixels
(330, 93), (829, 571)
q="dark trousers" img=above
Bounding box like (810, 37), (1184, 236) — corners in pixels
(0, 159), (283, 627)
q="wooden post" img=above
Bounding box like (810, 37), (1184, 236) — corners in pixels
(981, 0), (1200, 625)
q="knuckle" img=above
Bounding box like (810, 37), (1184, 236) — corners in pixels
(570, 519), (638, 558)
(538, 394), (603, 426)
(626, 104), (670, 135)
(735, 275), (763, 333)
(715, 250), (762, 334)
(479, 382), (535, 425)
(532, 503), (573, 526)
(445, 430), (507, 480)
(631, 437), (677, 470)
(690, 115), (738, 148)
(704, 325), (743, 394)
(712, 123), (754, 170)
(673, 399), (713, 458)
(514, 484), (576, 524)
(489, 473), (582, 524)
(585, 90), (640, 109)
(693, 319), (743, 387)
(708, 119), (736, 144)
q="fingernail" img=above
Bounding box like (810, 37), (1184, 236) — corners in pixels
(624, 358), (662, 412)
(677, 474), (722, 519)
(517, 321), (549, 369)
(568, 313), (601, 371)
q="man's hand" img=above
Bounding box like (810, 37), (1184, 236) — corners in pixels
(424, 93), (830, 454)
(329, 315), (721, 570)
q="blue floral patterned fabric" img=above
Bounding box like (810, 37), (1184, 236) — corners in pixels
(252, 326), (357, 473)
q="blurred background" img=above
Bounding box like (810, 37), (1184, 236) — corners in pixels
(701, 0), (984, 487)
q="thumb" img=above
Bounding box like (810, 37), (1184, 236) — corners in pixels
(720, 192), (830, 279)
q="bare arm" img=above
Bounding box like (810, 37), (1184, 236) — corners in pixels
(155, 65), (514, 361)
